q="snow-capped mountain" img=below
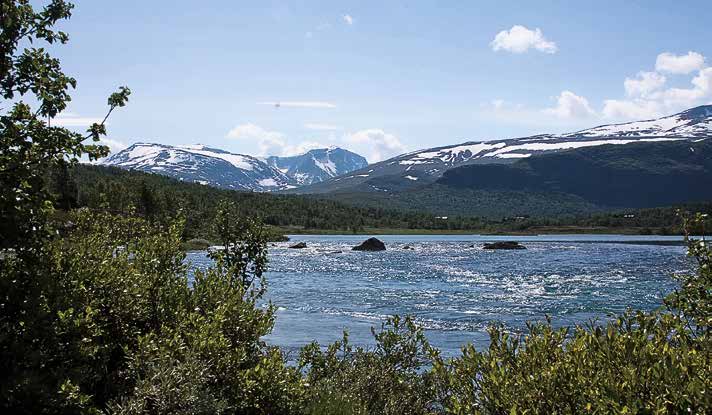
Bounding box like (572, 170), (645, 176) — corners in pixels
(100, 143), (368, 191)
(101, 143), (293, 191)
(290, 105), (712, 194)
(563, 105), (712, 138)
(266, 147), (368, 185)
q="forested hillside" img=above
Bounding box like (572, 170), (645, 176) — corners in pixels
(438, 139), (712, 208)
(48, 164), (712, 237)
(52, 165), (487, 238)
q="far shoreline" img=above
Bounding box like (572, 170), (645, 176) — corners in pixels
(277, 225), (684, 237)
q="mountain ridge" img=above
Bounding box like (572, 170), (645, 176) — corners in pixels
(100, 144), (367, 191)
(266, 147), (367, 185)
(289, 105), (712, 194)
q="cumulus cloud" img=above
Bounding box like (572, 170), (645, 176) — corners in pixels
(99, 138), (128, 154)
(655, 51), (705, 74)
(304, 123), (341, 131)
(491, 99), (506, 110)
(227, 123), (289, 156)
(89, 138), (128, 163)
(601, 99), (663, 120)
(543, 91), (596, 119)
(226, 123), (334, 157)
(624, 71), (666, 97)
(342, 14), (353, 25)
(344, 129), (406, 162)
(285, 141), (326, 156)
(258, 101), (336, 109)
(491, 25), (557, 54)
(603, 61), (712, 120)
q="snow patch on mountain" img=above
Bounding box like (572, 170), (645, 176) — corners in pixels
(101, 143), (292, 191)
(267, 147), (368, 185)
(564, 105), (712, 138)
(289, 105), (712, 194)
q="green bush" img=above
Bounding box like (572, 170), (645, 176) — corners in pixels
(299, 316), (439, 415)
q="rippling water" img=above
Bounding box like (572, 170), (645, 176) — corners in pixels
(187, 234), (691, 357)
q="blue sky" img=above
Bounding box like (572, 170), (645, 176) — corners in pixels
(49, 0), (712, 162)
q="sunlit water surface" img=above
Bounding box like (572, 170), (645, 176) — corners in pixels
(187, 234), (691, 357)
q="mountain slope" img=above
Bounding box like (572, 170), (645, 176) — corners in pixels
(290, 105), (712, 195)
(101, 143), (293, 191)
(100, 144), (368, 191)
(437, 138), (712, 208)
(266, 147), (367, 185)
(564, 106), (712, 138)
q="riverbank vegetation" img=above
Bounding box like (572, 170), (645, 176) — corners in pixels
(2, 2), (710, 413)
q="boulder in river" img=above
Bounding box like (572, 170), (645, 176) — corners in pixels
(403, 245), (414, 250)
(352, 237), (386, 251)
(483, 241), (526, 250)
(289, 242), (308, 249)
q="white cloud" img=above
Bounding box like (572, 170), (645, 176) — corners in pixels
(543, 91), (596, 119)
(603, 66), (712, 120)
(284, 141), (326, 156)
(624, 71), (666, 97)
(344, 129), (406, 162)
(99, 138), (128, 154)
(226, 123), (334, 157)
(491, 99), (506, 110)
(258, 101), (336, 109)
(342, 14), (353, 25)
(90, 138), (128, 163)
(304, 123), (341, 131)
(51, 116), (104, 127)
(655, 51), (705, 74)
(227, 123), (288, 156)
(491, 25), (557, 54)
(601, 99), (662, 120)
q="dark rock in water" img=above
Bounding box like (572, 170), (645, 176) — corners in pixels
(352, 237), (386, 251)
(483, 241), (526, 250)
(403, 245), (414, 250)
(328, 250), (342, 254)
(289, 242), (308, 249)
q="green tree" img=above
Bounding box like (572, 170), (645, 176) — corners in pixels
(0, 0), (130, 250)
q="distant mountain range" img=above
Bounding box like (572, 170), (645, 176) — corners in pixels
(101, 105), (712, 217)
(101, 144), (366, 191)
(291, 106), (712, 195)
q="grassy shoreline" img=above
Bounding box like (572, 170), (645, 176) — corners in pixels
(276, 225), (681, 236)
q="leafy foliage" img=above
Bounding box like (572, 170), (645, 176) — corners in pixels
(2, 2), (711, 414)
(0, 0), (129, 250)
(299, 316), (439, 415)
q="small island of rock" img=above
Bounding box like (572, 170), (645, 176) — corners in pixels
(352, 237), (386, 251)
(482, 241), (526, 250)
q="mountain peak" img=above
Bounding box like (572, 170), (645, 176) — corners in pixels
(677, 105), (712, 120)
(562, 105), (712, 138)
(101, 142), (368, 190)
(267, 147), (368, 185)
